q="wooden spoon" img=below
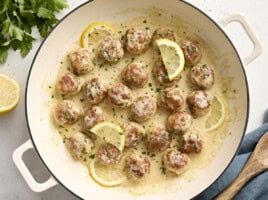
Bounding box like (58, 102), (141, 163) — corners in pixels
(215, 132), (268, 200)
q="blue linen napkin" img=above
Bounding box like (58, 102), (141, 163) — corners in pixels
(194, 109), (268, 200)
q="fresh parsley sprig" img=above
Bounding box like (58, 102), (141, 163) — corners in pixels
(0, 0), (68, 64)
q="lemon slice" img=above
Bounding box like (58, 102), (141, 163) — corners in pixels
(0, 74), (20, 114)
(205, 93), (227, 132)
(80, 21), (115, 48)
(89, 159), (126, 187)
(156, 39), (185, 80)
(90, 121), (125, 151)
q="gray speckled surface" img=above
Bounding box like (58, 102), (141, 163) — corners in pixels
(1, 0), (267, 199)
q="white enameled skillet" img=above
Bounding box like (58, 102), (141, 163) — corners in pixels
(13, 0), (261, 199)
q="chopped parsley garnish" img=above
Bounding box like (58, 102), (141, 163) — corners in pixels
(160, 161), (166, 175)
(156, 88), (161, 93)
(150, 153), (156, 158)
(62, 135), (67, 143)
(61, 93), (66, 99)
(81, 147), (87, 154)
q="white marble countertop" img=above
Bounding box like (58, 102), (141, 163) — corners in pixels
(0, 0), (267, 199)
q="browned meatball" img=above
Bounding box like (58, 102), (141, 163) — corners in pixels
(125, 28), (151, 55)
(163, 149), (190, 175)
(54, 100), (81, 125)
(123, 122), (145, 148)
(98, 36), (124, 63)
(153, 61), (176, 86)
(130, 96), (157, 122)
(83, 78), (108, 105)
(158, 87), (184, 112)
(125, 154), (150, 180)
(190, 64), (215, 89)
(187, 91), (210, 117)
(166, 111), (192, 134)
(66, 132), (94, 160)
(107, 83), (132, 108)
(97, 143), (121, 165)
(182, 132), (202, 154)
(69, 48), (93, 75)
(146, 127), (172, 152)
(152, 27), (176, 45)
(122, 63), (148, 87)
(57, 72), (81, 96)
(83, 106), (106, 132)
(180, 40), (202, 66)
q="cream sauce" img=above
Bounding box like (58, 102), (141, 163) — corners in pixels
(49, 9), (232, 196)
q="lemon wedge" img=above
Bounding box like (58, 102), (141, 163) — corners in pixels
(0, 74), (20, 114)
(90, 121), (125, 151)
(156, 39), (185, 81)
(205, 93), (227, 132)
(80, 21), (115, 48)
(89, 159), (126, 187)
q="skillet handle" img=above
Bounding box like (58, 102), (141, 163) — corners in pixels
(12, 139), (58, 192)
(219, 14), (262, 65)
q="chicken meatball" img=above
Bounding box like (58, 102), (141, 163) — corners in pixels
(122, 63), (148, 87)
(153, 61), (176, 86)
(130, 96), (157, 122)
(187, 91), (210, 117)
(166, 111), (192, 134)
(190, 64), (215, 89)
(163, 149), (190, 175)
(152, 27), (176, 46)
(125, 28), (151, 55)
(124, 122), (145, 148)
(108, 83), (132, 108)
(83, 78), (108, 105)
(97, 143), (121, 165)
(83, 106), (106, 132)
(66, 131), (94, 160)
(146, 127), (172, 152)
(57, 72), (81, 96)
(180, 40), (202, 66)
(182, 132), (202, 154)
(97, 36), (124, 63)
(54, 100), (81, 125)
(158, 87), (184, 112)
(69, 48), (93, 75)
(125, 154), (151, 180)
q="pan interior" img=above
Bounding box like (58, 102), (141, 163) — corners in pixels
(26, 0), (248, 199)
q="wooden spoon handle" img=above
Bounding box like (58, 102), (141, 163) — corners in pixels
(215, 159), (265, 200)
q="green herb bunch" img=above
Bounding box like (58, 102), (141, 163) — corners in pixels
(0, 0), (68, 64)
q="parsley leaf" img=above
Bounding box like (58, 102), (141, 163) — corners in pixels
(0, 0), (68, 64)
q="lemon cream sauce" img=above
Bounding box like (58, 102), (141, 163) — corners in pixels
(50, 8), (233, 196)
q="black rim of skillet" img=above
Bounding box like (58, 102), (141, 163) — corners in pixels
(25, 0), (249, 199)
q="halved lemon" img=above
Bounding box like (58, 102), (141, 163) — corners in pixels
(80, 21), (115, 48)
(89, 159), (126, 187)
(0, 74), (20, 114)
(205, 93), (227, 132)
(156, 39), (185, 81)
(90, 121), (125, 151)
